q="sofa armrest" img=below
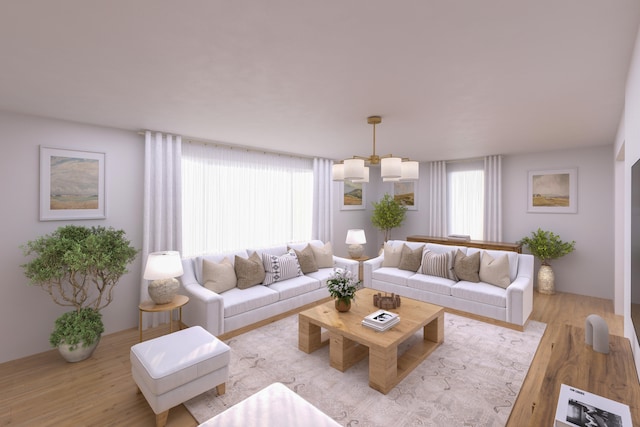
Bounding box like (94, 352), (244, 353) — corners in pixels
(179, 258), (225, 336)
(505, 254), (534, 326)
(363, 255), (384, 288)
(333, 256), (359, 278)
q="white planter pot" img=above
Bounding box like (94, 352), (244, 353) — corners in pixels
(537, 264), (555, 295)
(58, 337), (101, 363)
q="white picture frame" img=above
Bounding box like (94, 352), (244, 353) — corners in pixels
(527, 168), (577, 214)
(40, 146), (106, 221)
(391, 181), (418, 210)
(340, 181), (366, 210)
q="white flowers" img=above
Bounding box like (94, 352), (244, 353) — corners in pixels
(326, 268), (360, 301)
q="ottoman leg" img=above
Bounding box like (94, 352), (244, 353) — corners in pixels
(216, 382), (226, 396)
(155, 410), (169, 427)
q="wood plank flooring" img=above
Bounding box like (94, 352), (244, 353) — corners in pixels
(0, 291), (624, 426)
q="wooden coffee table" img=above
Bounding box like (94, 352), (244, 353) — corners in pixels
(298, 288), (444, 394)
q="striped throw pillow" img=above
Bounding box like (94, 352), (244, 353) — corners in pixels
(261, 252), (302, 285)
(420, 249), (458, 280)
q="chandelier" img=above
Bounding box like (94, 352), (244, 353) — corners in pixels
(332, 116), (419, 183)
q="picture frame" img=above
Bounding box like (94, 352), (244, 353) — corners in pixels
(40, 146), (106, 221)
(391, 181), (418, 210)
(527, 168), (577, 214)
(340, 181), (366, 210)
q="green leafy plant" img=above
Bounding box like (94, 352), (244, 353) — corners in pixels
(326, 269), (360, 302)
(371, 193), (408, 241)
(22, 225), (138, 348)
(517, 228), (575, 265)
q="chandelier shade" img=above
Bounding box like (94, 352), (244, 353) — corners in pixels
(332, 116), (419, 183)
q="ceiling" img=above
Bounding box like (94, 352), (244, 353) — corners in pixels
(1, 1), (639, 162)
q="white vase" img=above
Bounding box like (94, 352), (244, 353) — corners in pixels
(537, 264), (555, 295)
(58, 337), (100, 363)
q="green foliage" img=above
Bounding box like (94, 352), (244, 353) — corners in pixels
(22, 225), (138, 311)
(326, 269), (360, 302)
(371, 193), (408, 241)
(49, 308), (104, 349)
(517, 228), (575, 265)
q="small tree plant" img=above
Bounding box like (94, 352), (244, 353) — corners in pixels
(371, 193), (408, 241)
(517, 228), (575, 265)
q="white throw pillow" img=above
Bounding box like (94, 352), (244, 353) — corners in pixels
(310, 242), (334, 268)
(261, 252), (302, 285)
(202, 257), (237, 293)
(479, 252), (511, 288)
(382, 242), (402, 267)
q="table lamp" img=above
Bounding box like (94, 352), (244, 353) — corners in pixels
(143, 251), (184, 304)
(345, 229), (366, 259)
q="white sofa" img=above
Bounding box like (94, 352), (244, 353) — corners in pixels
(179, 240), (359, 336)
(363, 240), (533, 327)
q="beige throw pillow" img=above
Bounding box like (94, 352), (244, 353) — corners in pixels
(202, 257), (237, 293)
(291, 244), (318, 274)
(453, 250), (480, 283)
(420, 249), (457, 280)
(234, 252), (266, 289)
(382, 242), (402, 267)
(311, 242), (334, 268)
(398, 244), (424, 272)
(479, 252), (510, 288)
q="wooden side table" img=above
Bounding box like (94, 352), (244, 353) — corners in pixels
(350, 256), (370, 281)
(138, 294), (189, 342)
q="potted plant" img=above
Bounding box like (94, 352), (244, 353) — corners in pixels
(326, 269), (361, 312)
(371, 193), (408, 242)
(517, 228), (575, 295)
(22, 225), (138, 362)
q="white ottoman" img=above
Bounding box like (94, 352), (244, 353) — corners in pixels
(198, 382), (341, 427)
(131, 326), (230, 427)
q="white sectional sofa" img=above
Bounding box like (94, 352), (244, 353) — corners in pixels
(363, 240), (533, 327)
(179, 240), (359, 336)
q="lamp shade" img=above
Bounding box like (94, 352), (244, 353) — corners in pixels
(381, 157), (402, 178)
(143, 251), (184, 280)
(345, 229), (367, 245)
(401, 161), (419, 181)
(351, 166), (369, 183)
(332, 163), (344, 181)
(344, 158), (365, 180)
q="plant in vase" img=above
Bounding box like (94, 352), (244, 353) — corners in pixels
(22, 225), (138, 362)
(326, 269), (361, 312)
(517, 228), (575, 295)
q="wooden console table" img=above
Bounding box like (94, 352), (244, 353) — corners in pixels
(525, 325), (640, 426)
(406, 235), (522, 253)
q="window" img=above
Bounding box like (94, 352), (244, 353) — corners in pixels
(447, 160), (484, 240)
(181, 142), (313, 257)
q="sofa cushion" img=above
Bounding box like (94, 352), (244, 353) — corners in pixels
(382, 242), (403, 267)
(304, 267), (336, 287)
(221, 285), (280, 317)
(291, 244), (319, 274)
(482, 249), (519, 282)
(196, 249), (248, 284)
(261, 252), (302, 285)
(479, 252), (510, 289)
(203, 257), (237, 293)
(398, 244), (424, 271)
(407, 273), (457, 296)
(371, 267), (414, 287)
(268, 275), (320, 300)
(453, 249), (480, 283)
(451, 281), (507, 308)
(420, 249), (457, 280)
(235, 252), (266, 289)
(311, 242), (334, 268)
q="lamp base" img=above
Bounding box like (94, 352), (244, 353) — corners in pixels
(348, 244), (364, 259)
(148, 277), (179, 304)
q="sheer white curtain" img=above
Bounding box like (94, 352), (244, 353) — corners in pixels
(312, 158), (333, 242)
(447, 159), (484, 240)
(141, 131), (182, 328)
(181, 142), (313, 256)
(484, 155), (503, 241)
(429, 161), (448, 236)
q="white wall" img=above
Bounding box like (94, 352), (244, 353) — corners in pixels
(0, 111), (144, 364)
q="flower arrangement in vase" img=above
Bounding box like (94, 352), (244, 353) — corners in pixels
(326, 268), (361, 312)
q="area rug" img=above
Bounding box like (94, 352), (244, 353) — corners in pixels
(185, 313), (546, 426)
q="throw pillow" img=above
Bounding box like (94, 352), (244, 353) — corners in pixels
(262, 252), (302, 285)
(398, 244), (424, 272)
(479, 252), (511, 288)
(420, 249), (457, 280)
(382, 242), (402, 267)
(310, 242), (334, 268)
(234, 252), (266, 289)
(202, 257), (237, 293)
(291, 244), (318, 274)
(453, 250), (480, 283)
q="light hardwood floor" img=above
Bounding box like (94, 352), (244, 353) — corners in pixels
(0, 291), (625, 426)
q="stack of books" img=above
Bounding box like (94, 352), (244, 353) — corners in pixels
(361, 309), (400, 331)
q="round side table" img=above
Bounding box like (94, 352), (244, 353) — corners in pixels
(138, 294), (189, 342)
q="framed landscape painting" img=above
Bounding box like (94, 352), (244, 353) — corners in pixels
(341, 181), (365, 210)
(40, 147), (106, 220)
(391, 181), (417, 210)
(527, 168), (577, 214)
